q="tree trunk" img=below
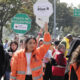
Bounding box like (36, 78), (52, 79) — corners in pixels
(0, 26), (3, 43)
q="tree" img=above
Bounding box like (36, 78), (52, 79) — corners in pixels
(2, 0), (39, 40)
(19, 0), (39, 36)
(0, 0), (22, 42)
(44, 0), (73, 35)
(56, 2), (73, 27)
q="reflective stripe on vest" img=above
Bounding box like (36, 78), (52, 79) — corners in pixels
(17, 71), (26, 74)
(43, 41), (51, 45)
(56, 65), (66, 68)
(32, 65), (42, 71)
(33, 74), (42, 80)
(10, 76), (16, 80)
(16, 79), (23, 80)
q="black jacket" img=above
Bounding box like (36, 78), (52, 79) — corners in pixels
(0, 44), (9, 79)
(67, 37), (80, 61)
(6, 48), (16, 72)
(70, 66), (78, 80)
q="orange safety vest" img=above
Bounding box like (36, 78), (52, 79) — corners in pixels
(10, 32), (51, 80)
(69, 63), (80, 80)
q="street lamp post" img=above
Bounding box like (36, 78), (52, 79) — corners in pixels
(53, 0), (56, 39)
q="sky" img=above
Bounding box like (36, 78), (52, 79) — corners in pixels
(60, 0), (80, 7)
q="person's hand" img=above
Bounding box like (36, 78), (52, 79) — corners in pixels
(40, 28), (43, 33)
(9, 52), (12, 56)
(38, 28), (43, 35)
(45, 58), (50, 62)
(44, 22), (48, 33)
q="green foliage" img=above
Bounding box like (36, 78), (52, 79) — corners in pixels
(71, 26), (80, 37)
(62, 25), (80, 37)
(57, 3), (73, 27)
(0, 0), (22, 25)
(63, 27), (72, 36)
(0, 0), (22, 41)
(47, 0), (74, 35)
(19, 1), (34, 16)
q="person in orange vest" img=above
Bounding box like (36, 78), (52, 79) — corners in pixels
(69, 45), (80, 80)
(10, 23), (51, 80)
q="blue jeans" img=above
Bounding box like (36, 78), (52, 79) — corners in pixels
(4, 71), (10, 80)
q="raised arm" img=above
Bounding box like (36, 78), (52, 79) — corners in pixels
(36, 28), (43, 47)
(37, 23), (51, 59)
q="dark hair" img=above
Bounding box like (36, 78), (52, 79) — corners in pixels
(25, 35), (37, 51)
(70, 45), (80, 70)
(20, 40), (23, 43)
(10, 41), (18, 52)
(58, 44), (65, 51)
(54, 40), (61, 46)
(39, 39), (43, 42)
(39, 40), (43, 45)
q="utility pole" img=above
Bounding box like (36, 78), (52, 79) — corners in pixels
(53, 0), (56, 39)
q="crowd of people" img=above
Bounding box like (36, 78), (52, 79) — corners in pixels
(0, 23), (80, 80)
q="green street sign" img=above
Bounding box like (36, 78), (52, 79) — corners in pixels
(74, 9), (80, 16)
(11, 13), (31, 34)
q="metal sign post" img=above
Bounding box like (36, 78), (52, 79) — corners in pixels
(53, 0), (56, 39)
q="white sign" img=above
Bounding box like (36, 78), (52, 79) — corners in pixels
(40, 16), (49, 23)
(36, 17), (44, 28)
(14, 24), (28, 30)
(36, 17), (49, 28)
(33, 0), (53, 17)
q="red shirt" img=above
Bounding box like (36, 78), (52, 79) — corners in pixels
(52, 50), (67, 76)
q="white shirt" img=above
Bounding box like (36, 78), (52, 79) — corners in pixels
(43, 50), (53, 63)
(45, 50), (53, 58)
(26, 52), (32, 75)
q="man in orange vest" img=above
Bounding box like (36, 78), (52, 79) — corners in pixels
(10, 23), (51, 80)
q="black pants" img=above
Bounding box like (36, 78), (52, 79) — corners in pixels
(25, 75), (32, 80)
(64, 72), (69, 80)
(43, 62), (52, 80)
(52, 76), (64, 80)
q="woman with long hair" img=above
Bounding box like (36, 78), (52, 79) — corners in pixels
(10, 23), (51, 80)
